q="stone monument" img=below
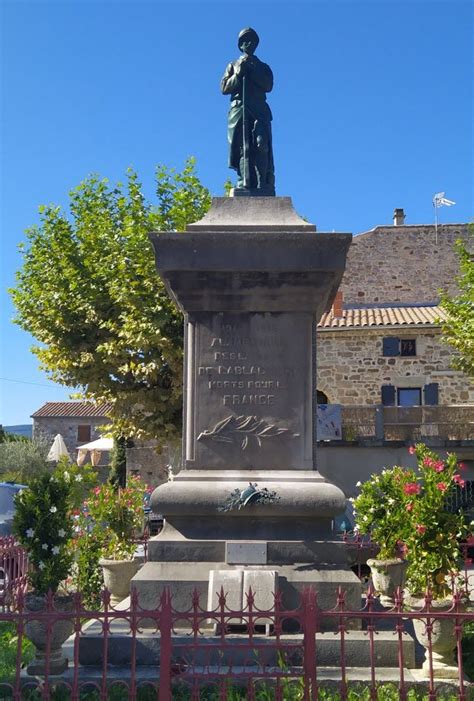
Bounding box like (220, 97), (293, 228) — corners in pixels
(133, 29), (359, 612)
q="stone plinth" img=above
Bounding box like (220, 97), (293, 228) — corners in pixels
(133, 197), (356, 607)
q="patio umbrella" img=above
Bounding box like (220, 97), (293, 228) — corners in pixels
(47, 434), (71, 462)
(76, 437), (113, 466)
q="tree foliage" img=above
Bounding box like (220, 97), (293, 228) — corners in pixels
(0, 439), (49, 483)
(11, 159), (211, 441)
(439, 231), (474, 378)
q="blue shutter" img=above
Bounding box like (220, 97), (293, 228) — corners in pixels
(383, 337), (400, 356)
(381, 384), (396, 406)
(423, 383), (439, 406)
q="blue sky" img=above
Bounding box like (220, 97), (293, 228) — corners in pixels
(1, 0), (472, 426)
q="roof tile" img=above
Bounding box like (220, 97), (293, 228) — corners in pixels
(31, 402), (113, 418)
(318, 305), (445, 330)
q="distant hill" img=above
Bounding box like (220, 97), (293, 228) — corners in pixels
(3, 425), (33, 439)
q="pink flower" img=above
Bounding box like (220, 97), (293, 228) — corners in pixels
(453, 474), (465, 487)
(404, 483), (421, 495)
(436, 482), (447, 492)
(459, 462), (467, 471)
(406, 502), (414, 512)
(434, 461), (445, 473)
(423, 457), (435, 468)
(94, 486), (101, 495)
(408, 446), (416, 455)
(416, 524), (427, 535)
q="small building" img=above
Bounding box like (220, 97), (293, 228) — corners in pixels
(316, 215), (474, 494)
(31, 401), (113, 463)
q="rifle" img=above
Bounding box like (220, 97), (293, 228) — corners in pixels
(242, 74), (250, 189)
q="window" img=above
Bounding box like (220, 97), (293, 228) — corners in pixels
(400, 339), (416, 357)
(77, 425), (91, 443)
(397, 388), (421, 406)
(383, 337), (417, 357)
(381, 382), (439, 406)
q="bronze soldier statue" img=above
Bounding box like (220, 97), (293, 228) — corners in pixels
(221, 27), (275, 195)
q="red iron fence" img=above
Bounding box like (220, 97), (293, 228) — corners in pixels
(0, 535), (29, 609)
(0, 585), (472, 700)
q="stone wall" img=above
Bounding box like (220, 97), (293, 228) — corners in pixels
(340, 224), (470, 305)
(317, 327), (472, 406)
(33, 416), (110, 465)
(126, 440), (181, 487)
(318, 445), (474, 497)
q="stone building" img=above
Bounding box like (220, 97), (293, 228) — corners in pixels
(316, 215), (473, 494)
(31, 401), (112, 463)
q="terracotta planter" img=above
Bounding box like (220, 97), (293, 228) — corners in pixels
(408, 596), (464, 679)
(367, 557), (408, 607)
(99, 558), (140, 606)
(24, 593), (74, 675)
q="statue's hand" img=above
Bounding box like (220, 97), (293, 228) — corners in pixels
(235, 55), (252, 76)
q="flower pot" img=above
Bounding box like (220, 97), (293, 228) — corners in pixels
(407, 596), (464, 679)
(367, 557), (408, 607)
(24, 593), (74, 675)
(99, 558), (140, 606)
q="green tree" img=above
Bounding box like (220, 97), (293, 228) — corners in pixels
(0, 439), (50, 483)
(109, 436), (133, 488)
(11, 159), (211, 441)
(439, 231), (474, 378)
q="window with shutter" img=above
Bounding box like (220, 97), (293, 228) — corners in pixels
(77, 425), (91, 443)
(383, 337), (400, 356)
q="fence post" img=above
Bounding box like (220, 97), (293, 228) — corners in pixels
(302, 588), (317, 701)
(159, 588), (172, 701)
(375, 404), (384, 440)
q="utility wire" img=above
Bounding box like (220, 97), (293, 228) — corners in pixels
(0, 376), (72, 389)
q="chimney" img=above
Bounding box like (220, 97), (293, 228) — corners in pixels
(332, 290), (344, 318)
(393, 208), (406, 226)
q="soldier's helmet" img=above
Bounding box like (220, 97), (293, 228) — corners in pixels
(238, 27), (259, 50)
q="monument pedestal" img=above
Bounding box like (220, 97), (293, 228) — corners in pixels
(133, 196), (358, 613)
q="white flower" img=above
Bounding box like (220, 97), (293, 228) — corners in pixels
(26, 528), (35, 538)
(369, 507), (375, 513)
(63, 471), (70, 481)
(363, 515), (369, 521)
(51, 546), (60, 555)
(387, 498), (395, 505)
(38, 561), (45, 570)
(41, 543), (48, 550)
(50, 506), (57, 513)
(58, 528), (66, 538)
(75, 474), (83, 482)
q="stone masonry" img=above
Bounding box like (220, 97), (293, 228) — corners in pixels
(340, 224), (470, 305)
(317, 327), (472, 406)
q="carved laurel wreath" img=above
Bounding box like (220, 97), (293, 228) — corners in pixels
(197, 415), (299, 450)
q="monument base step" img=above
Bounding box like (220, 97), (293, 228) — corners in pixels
(147, 536), (351, 566)
(77, 624), (415, 668)
(21, 666), (469, 689)
(131, 561), (362, 621)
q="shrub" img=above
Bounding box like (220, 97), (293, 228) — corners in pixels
(13, 469), (74, 593)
